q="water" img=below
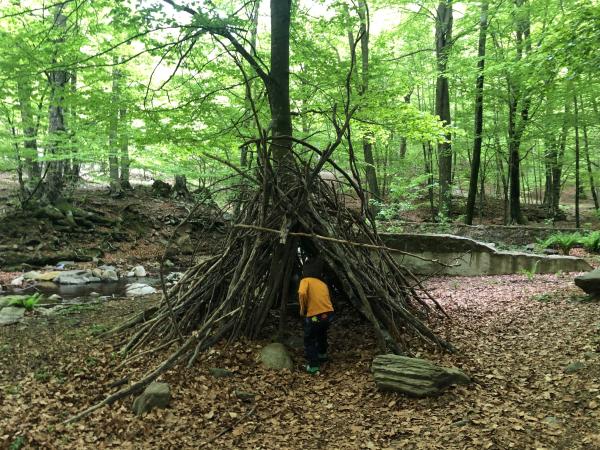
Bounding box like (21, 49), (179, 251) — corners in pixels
(2, 277), (162, 300)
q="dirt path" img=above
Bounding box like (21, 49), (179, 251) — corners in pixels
(1, 274), (599, 449)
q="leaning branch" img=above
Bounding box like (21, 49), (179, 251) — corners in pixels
(232, 223), (458, 267)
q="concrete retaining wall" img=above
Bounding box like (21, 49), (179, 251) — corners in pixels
(379, 233), (592, 276)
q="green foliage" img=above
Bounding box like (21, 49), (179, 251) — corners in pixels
(539, 232), (583, 255)
(9, 436), (25, 450)
(539, 231), (600, 254)
(519, 261), (540, 281)
(377, 173), (434, 220)
(7, 293), (41, 311)
(532, 293), (553, 303)
(33, 368), (51, 383)
(583, 231), (600, 253)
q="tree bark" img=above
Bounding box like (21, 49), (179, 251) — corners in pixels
(573, 94), (580, 228)
(16, 76), (41, 182)
(357, 1), (380, 200)
(119, 105), (132, 190)
(465, 0), (488, 225)
(267, 0), (292, 167)
(435, 0), (453, 218)
(506, 0), (531, 224)
(399, 93), (411, 158)
(44, 4), (69, 204)
(109, 57), (121, 195)
(581, 99), (599, 210)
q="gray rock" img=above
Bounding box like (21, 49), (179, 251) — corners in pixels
(234, 390), (255, 402)
(101, 269), (119, 281)
(525, 243), (536, 252)
(91, 268), (103, 278)
(11, 276), (24, 287)
(53, 270), (100, 285)
(23, 271), (41, 280)
(166, 272), (183, 282)
(39, 305), (67, 316)
(48, 294), (62, 301)
(132, 382), (171, 416)
(89, 292), (100, 298)
(574, 268), (600, 296)
(259, 343), (293, 370)
(283, 335), (304, 350)
(0, 306), (26, 326)
(209, 367), (234, 378)
(543, 248), (560, 255)
(133, 266), (146, 277)
(125, 283), (157, 297)
(371, 354), (471, 397)
(564, 361), (586, 374)
(56, 261), (76, 269)
(543, 416), (561, 427)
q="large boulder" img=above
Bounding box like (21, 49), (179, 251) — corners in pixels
(132, 382), (171, 416)
(53, 270), (100, 285)
(0, 306), (26, 326)
(259, 343), (293, 370)
(372, 354), (470, 397)
(126, 283), (157, 297)
(575, 268), (600, 296)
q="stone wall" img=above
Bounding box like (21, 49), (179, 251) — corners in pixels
(383, 222), (588, 247)
(379, 233), (591, 276)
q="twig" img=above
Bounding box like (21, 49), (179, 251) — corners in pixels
(199, 405), (257, 448)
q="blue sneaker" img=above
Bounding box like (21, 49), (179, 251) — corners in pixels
(305, 365), (320, 374)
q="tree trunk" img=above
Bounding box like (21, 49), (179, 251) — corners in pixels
(119, 105), (132, 190)
(573, 94), (580, 228)
(506, 0), (531, 224)
(465, 0), (488, 225)
(581, 102), (599, 210)
(552, 104), (569, 218)
(109, 58), (121, 195)
(44, 4), (69, 204)
(399, 93), (411, 158)
(267, 0), (292, 167)
(16, 76), (41, 182)
(357, 1), (380, 200)
(173, 175), (190, 199)
(435, 0), (453, 218)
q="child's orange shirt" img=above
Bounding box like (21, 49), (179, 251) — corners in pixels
(298, 277), (334, 317)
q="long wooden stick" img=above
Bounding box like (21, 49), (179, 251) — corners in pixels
(232, 223), (459, 267)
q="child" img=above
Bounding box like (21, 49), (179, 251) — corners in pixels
(298, 258), (334, 374)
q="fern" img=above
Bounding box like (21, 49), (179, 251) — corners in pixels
(8, 293), (42, 311)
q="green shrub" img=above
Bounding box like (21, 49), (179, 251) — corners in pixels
(582, 231), (600, 253)
(539, 232), (584, 255)
(7, 293), (42, 311)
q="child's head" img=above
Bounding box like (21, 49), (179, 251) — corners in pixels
(302, 257), (323, 279)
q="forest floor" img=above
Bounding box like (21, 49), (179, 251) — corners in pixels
(2, 273), (600, 449)
(1, 181), (600, 449)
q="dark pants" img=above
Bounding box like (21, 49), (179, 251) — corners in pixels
(304, 313), (333, 367)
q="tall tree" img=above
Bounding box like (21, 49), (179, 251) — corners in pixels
(506, 0), (531, 224)
(465, 0), (489, 225)
(43, 3), (69, 203)
(435, 0), (453, 218)
(357, 0), (380, 200)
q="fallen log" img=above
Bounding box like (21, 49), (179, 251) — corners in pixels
(372, 354), (470, 397)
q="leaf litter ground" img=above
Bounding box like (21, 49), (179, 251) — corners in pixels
(1, 273), (599, 449)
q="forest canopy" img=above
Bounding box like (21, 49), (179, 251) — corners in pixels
(0, 0), (598, 221)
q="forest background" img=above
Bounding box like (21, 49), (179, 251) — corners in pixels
(0, 0), (598, 226)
